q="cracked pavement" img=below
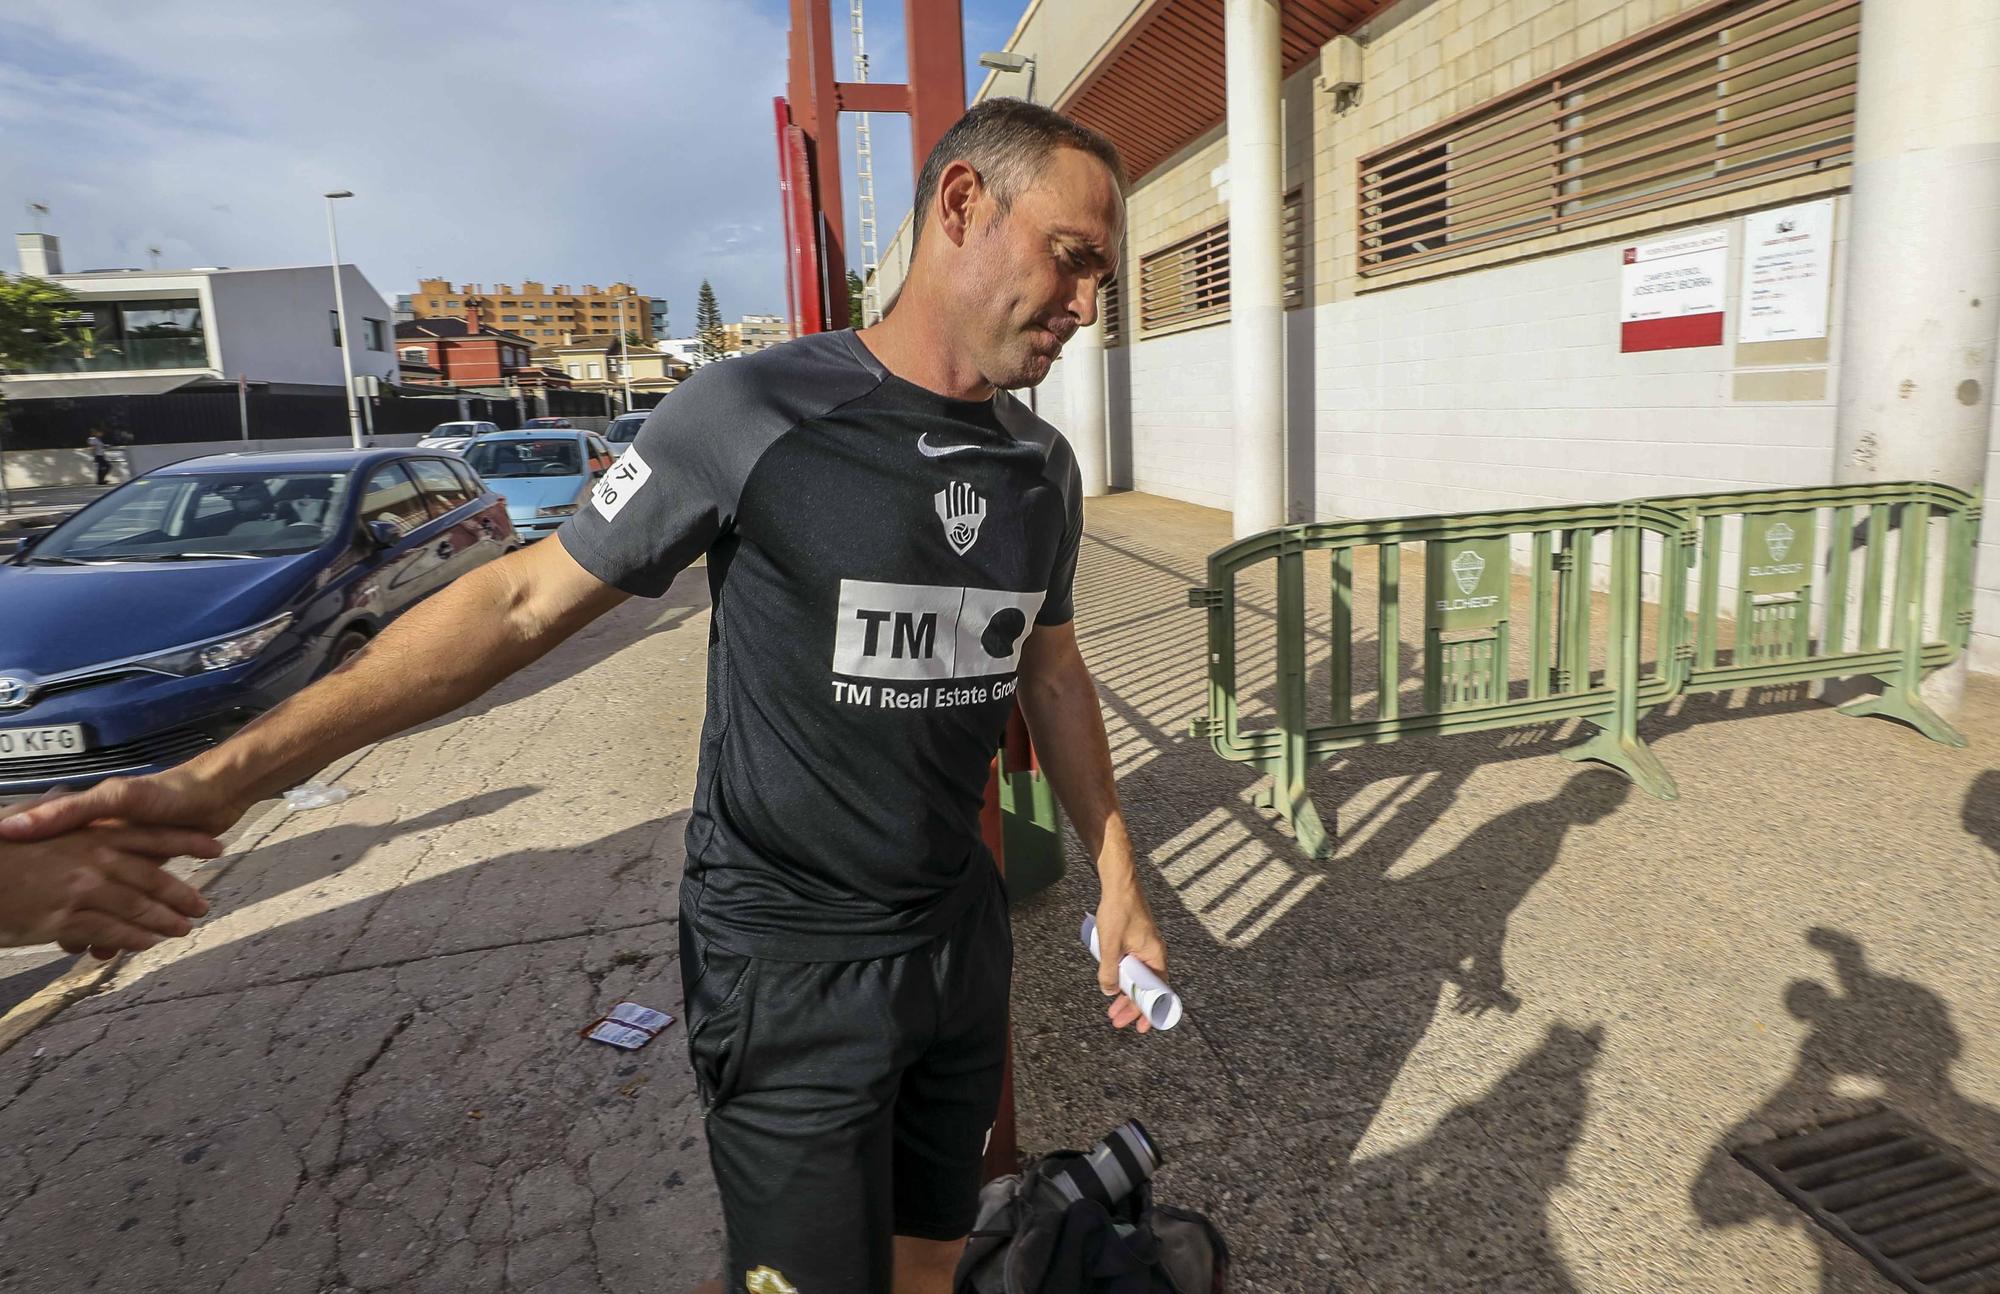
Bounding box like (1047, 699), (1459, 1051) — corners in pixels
(2, 496), (1997, 1293)
(0, 570), (716, 1293)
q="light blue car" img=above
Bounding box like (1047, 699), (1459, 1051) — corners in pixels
(461, 430), (616, 542)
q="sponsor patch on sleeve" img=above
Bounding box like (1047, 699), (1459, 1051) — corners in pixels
(590, 449), (653, 521)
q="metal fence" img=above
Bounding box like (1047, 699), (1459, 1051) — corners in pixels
(1188, 482), (1980, 857)
(1646, 482), (1979, 747)
(0, 386), (528, 450)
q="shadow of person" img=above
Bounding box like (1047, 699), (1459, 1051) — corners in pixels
(1111, 769), (1630, 1173)
(1391, 770), (1632, 1018)
(1966, 771), (2000, 862)
(1693, 927), (2000, 1293)
(1319, 1023), (1604, 1292)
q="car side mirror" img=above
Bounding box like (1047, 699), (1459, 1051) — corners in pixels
(366, 518), (402, 549)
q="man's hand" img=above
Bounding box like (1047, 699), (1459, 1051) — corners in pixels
(0, 827), (218, 956)
(1093, 879), (1168, 1033)
(0, 768), (251, 845)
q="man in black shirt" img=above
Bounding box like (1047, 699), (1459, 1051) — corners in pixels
(3, 99), (1163, 1293)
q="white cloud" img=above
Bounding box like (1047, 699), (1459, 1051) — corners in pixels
(0, 0), (792, 330)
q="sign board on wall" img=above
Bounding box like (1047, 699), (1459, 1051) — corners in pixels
(1739, 198), (1834, 344)
(1619, 227), (1728, 352)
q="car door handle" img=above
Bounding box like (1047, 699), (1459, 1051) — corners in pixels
(436, 541), (454, 558)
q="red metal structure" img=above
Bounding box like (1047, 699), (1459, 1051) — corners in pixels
(776, 0), (966, 334)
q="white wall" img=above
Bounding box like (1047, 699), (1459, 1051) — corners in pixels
(1084, 199), (2000, 670)
(1123, 323), (1239, 512)
(208, 266), (398, 389)
(1310, 211), (1842, 519)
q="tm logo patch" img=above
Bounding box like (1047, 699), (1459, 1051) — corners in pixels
(832, 579), (1043, 681)
(590, 449), (653, 521)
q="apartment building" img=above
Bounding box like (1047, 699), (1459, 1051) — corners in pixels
(409, 279), (654, 344)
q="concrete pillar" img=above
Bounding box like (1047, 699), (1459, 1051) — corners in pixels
(1833, 0), (2000, 712)
(1064, 318), (1109, 497)
(1226, 0), (1286, 538)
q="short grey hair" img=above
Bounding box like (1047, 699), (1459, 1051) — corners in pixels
(909, 98), (1126, 254)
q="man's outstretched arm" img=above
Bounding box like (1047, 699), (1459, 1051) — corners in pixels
(1015, 620), (1167, 1032)
(0, 536), (630, 843)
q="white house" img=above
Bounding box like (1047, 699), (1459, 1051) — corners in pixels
(4, 234), (398, 398)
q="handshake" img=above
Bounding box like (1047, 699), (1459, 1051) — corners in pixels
(0, 772), (234, 959)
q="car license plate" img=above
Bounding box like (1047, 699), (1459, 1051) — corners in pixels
(0, 724), (85, 758)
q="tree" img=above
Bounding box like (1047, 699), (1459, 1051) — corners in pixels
(0, 274), (77, 488)
(0, 273), (75, 371)
(847, 270), (865, 328)
(695, 280), (725, 366)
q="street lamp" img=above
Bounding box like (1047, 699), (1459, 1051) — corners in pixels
(615, 297), (634, 412)
(978, 50), (1036, 104)
(323, 190), (363, 449)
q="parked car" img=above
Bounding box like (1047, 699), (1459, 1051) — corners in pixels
(604, 411), (650, 457)
(0, 449), (515, 795)
(522, 417), (574, 430)
(417, 420), (498, 452)
(462, 430), (616, 542)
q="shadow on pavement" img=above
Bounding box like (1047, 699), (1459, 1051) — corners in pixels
(0, 814), (706, 1294)
(1693, 927), (2000, 1293)
(1012, 768), (1627, 1287)
(1967, 771), (2000, 863)
(1315, 1022), (1604, 1293)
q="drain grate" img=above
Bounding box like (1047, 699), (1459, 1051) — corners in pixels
(1737, 1108), (2000, 1293)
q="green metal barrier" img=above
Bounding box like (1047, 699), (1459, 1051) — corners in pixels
(1187, 502), (1693, 858)
(1188, 482), (1980, 858)
(1640, 482), (1981, 747)
(997, 749), (1066, 901)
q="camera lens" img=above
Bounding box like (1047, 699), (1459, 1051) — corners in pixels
(1050, 1119), (1163, 1208)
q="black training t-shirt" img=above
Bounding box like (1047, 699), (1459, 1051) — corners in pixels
(558, 329), (1082, 960)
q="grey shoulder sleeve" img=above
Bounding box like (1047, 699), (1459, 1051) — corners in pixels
(556, 335), (877, 597)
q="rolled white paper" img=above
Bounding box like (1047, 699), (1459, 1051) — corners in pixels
(1080, 915), (1184, 1031)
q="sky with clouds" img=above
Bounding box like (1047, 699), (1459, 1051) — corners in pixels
(0, 0), (1026, 336)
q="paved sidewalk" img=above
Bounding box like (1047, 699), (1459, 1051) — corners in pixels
(0, 493), (1993, 1293)
(0, 573), (717, 1292)
(1011, 495), (2000, 1293)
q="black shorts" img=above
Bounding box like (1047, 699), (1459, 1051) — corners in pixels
(681, 867), (1012, 1293)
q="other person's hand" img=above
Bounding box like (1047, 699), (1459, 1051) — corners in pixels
(0, 827), (218, 956)
(1093, 884), (1168, 1033)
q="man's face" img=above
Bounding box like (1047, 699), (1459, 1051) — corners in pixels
(952, 147), (1124, 391)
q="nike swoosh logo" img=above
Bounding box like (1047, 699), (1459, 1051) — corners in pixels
(917, 434), (979, 458)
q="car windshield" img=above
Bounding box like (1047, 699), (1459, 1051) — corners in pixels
(606, 418), (646, 444)
(429, 424), (477, 437)
(30, 470), (352, 562)
(464, 438), (583, 478)
(524, 419), (568, 428)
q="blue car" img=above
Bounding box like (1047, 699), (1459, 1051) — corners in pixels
(0, 448), (515, 795)
(461, 429), (616, 542)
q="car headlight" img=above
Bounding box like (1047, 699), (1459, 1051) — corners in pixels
(535, 504), (578, 518)
(138, 613), (294, 676)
